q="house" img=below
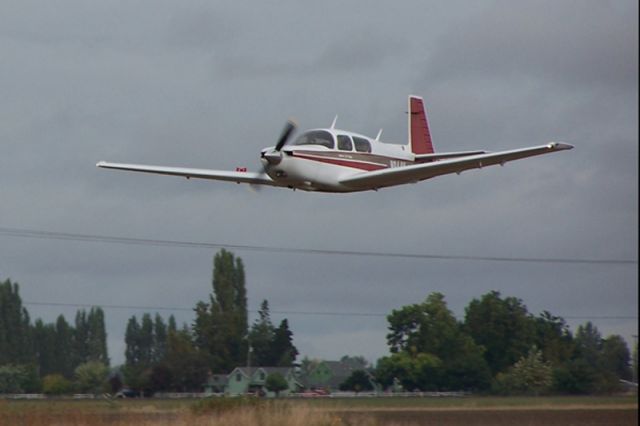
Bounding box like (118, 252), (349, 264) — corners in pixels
(204, 367), (303, 397)
(204, 374), (228, 394)
(303, 360), (376, 391)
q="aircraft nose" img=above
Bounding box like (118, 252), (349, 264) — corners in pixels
(262, 149), (282, 165)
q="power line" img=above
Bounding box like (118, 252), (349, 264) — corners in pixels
(23, 300), (638, 320)
(1, 226), (636, 265)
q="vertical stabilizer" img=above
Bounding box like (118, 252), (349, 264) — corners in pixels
(408, 95), (435, 155)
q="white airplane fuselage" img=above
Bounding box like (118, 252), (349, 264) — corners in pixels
(260, 128), (413, 192)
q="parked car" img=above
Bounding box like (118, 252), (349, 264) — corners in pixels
(115, 388), (140, 398)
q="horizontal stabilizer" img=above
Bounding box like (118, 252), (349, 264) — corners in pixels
(415, 150), (487, 162)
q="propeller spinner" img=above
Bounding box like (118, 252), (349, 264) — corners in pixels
(262, 120), (296, 166)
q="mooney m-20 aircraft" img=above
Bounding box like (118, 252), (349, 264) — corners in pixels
(97, 96), (572, 193)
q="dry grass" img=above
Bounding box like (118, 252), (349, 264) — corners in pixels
(0, 396), (636, 426)
(0, 399), (372, 426)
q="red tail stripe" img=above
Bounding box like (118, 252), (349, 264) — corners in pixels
(410, 97), (435, 155)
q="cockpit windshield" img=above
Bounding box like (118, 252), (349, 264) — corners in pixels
(291, 130), (334, 149)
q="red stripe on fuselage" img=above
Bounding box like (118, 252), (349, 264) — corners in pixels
(292, 152), (406, 171)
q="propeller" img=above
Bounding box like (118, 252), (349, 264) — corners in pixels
(275, 119), (297, 151)
(262, 119), (297, 166)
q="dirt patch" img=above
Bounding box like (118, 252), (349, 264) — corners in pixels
(338, 408), (638, 426)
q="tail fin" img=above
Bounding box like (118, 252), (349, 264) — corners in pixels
(408, 95), (435, 155)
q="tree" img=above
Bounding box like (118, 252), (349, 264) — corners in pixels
(139, 313), (154, 366)
(552, 323), (630, 394)
(150, 364), (173, 392)
(464, 291), (537, 376)
(32, 319), (56, 377)
(265, 372), (288, 397)
(123, 313), (163, 392)
(194, 249), (249, 372)
(164, 328), (209, 392)
(0, 279), (33, 365)
(73, 310), (90, 365)
(124, 316), (142, 366)
(123, 316), (148, 390)
(74, 361), (109, 394)
(375, 352), (442, 391)
(534, 311), (574, 366)
(248, 300), (276, 366)
(42, 374), (73, 395)
(0, 365), (28, 393)
(153, 314), (168, 363)
(271, 319), (298, 367)
(493, 347), (553, 395)
(87, 307), (109, 365)
(53, 315), (74, 378)
(600, 335), (632, 381)
(339, 370), (374, 393)
(574, 322), (602, 370)
(385, 293), (490, 390)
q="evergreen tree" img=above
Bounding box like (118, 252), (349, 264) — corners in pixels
(153, 314), (168, 363)
(32, 319), (56, 377)
(194, 249), (248, 372)
(53, 315), (74, 378)
(139, 313), (154, 366)
(574, 322), (602, 369)
(87, 307), (109, 365)
(272, 319), (298, 367)
(248, 300), (276, 366)
(124, 316), (142, 366)
(600, 335), (632, 381)
(73, 310), (90, 365)
(0, 279), (33, 364)
(168, 315), (177, 334)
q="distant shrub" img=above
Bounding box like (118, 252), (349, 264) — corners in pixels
(42, 374), (73, 395)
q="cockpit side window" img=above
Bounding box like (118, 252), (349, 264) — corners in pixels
(337, 135), (353, 151)
(353, 137), (372, 153)
(292, 130), (334, 149)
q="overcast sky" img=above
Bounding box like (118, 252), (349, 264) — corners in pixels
(1, 0), (637, 367)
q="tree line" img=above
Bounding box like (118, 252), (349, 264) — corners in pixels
(121, 250), (298, 393)
(375, 291), (635, 395)
(0, 278), (109, 393)
(1, 250), (299, 394)
(2, 250), (637, 396)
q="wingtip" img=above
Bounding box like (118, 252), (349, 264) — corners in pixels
(548, 142), (574, 151)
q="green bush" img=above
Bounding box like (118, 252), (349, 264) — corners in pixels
(42, 374), (73, 395)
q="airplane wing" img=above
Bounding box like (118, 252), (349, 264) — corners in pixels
(340, 142), (573, 190)
(96, 161), (281, 187)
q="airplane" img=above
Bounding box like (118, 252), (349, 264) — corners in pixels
(97, 95), (573, 193)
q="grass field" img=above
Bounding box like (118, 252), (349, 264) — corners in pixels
(0, 395), (637, 425)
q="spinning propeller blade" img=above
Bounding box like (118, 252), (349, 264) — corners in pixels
(275, 120), (296, 151)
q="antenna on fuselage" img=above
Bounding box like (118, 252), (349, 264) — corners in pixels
(375, 129), (383, 141)
(330, 115), (338, 129)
